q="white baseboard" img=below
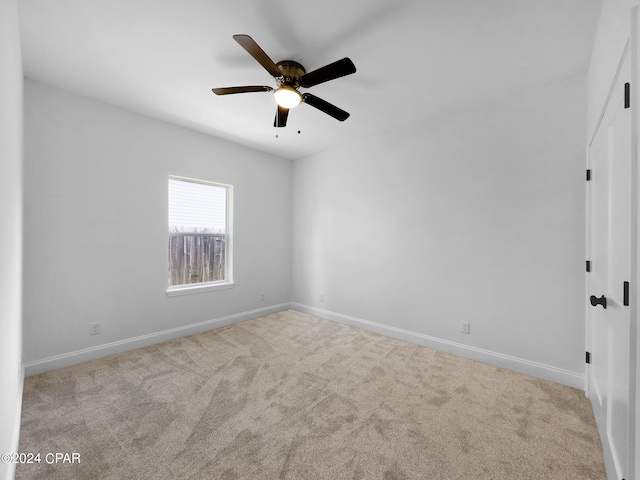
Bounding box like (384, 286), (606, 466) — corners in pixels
(24, 303), (291, 377)
(291, 303), (584, 390)
(24, 302), (585, 390)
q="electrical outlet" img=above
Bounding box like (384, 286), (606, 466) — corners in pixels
(319, 294), (325, 303)
(260, 292), (265, 301)
(90, 322), (101, 335)
(461, 322), (470, 334)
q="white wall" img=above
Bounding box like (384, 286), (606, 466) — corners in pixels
(292, 74), (587, 387)
(0, 0), (23, 478)
(23, 81), (292, 373)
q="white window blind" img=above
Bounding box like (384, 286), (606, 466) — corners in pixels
(168, 178), (227, 233)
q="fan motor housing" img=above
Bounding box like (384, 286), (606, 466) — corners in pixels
(276, 60), (306, 87)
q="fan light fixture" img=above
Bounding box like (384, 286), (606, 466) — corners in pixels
(274, 86), (302, 109)
(212, 35), (356, 127)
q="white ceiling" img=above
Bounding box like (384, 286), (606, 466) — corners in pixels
(18, 0), (602, 160)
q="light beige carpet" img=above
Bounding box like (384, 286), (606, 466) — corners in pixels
(17, 310), (605, 479)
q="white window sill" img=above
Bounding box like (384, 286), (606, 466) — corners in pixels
(166, 281), (235, 297)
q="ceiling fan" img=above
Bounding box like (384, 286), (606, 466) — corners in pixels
(212, 34), (356, 128)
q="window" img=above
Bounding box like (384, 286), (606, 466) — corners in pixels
(167, 176), (233, 295)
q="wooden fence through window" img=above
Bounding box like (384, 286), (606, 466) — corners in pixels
(168, 233), (226, 286)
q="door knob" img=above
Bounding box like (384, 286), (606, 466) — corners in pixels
(590, 295), (607, 309)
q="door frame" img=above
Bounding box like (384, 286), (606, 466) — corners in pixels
(631, 8), (639, 480)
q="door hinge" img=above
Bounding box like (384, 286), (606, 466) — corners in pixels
(586, 260), (591, 272)
(624, 281), (629, 306)
(586, 169), (591, 181)
(625, 82), (630, 108)
(586, 351), (591, 364)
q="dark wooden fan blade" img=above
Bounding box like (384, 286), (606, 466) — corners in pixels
(274, 105), (289, 128)
(302, 93), (350, 121)
(298, 58), (356, 88)
(212, 86), (273, 95)
(233, 34), (283, 78)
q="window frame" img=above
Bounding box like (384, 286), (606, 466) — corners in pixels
(166, 175), (234, 297)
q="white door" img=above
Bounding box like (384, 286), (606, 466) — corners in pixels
(587, 46), (632, 480)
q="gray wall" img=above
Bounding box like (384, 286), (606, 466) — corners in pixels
(23, 80), (292, 372)
(0, 0), (23, 478)
(292, 74), (587, 387)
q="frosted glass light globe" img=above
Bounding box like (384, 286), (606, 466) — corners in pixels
(274, 86), (302, 109)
